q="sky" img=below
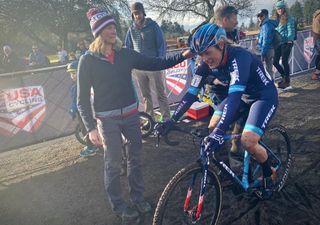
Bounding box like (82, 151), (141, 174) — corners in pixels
(128, 0), (301, 30)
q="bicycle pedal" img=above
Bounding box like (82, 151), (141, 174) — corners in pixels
(255, 189), (274, 200)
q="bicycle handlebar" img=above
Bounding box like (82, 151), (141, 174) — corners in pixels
(155, 125), (208, 147)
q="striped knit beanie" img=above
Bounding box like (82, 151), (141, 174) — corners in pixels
(86, 8), (116, 38)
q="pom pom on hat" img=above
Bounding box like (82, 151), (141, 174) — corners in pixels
(86, 8), (116, 38)
(86, 8), (100, 20)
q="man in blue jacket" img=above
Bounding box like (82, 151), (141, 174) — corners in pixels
(257, 9), (278, 79)
(125, 2), (170, 121)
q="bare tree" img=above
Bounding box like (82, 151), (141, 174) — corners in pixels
(142, 0), (253, 21)
(0, 0), (131, 50)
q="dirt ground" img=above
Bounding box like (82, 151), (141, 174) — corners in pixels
(0, 73), (319, 225)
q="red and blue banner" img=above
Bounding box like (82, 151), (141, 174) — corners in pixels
(303, 36), (314, 64)
(165, 60), (189, 95)
(0, 86), (46, 136)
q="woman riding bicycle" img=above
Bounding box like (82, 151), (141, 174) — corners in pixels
(195, 24), (278, 193)
(189, 23), (278, 197)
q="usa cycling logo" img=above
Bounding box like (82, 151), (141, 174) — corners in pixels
(165, 60), (188, 95)
(0, 86), (46, 136)
(303, 37), (314, 64)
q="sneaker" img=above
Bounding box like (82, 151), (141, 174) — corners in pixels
(311, 72), (320, 80)
(115, 207), (140, 225)
(276, 77), (284, 87)
(277, 80), (290, 89)
(134, 201), (152, 214)
(256, 167), (277, 199)
(259, 177), (274, 199)
(79, 146), (99, 157)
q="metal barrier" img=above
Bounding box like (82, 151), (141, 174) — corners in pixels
(0, 29), (317, 151)
(238, 29), (316, 76)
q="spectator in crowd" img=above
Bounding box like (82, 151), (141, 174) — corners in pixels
(67, 61), (99, 157)
(239, 30), (246, 40)
(272, 0), (296, 89)
(214, 5), (240, 43)
(78, 8), (190, 225)
(74, 50), (82, 60)
(257, 9), (278, 79)
(28, 44), (49, 68)
(57, 44), (68, 64)
(311, 9), (320, 80)
(68, 51), (77, 62)
(177, 38), (187, 48)
(77, 40), (88, 56)
(125, 2), (171, 121)
(2, 45), (24, 73)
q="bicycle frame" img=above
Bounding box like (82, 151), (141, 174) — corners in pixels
(184, 133), (282, 221)
(209, 134), (281, 191)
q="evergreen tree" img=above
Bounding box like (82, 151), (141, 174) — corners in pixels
(303, 0), (320, 25)
(289, 1), (303, 24)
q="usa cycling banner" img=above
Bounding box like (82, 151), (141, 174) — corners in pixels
(0, 86), (46, 136)
(132, 58), (194, 112)
(0, 68), (75, 151)
(163, 58), (194, 105)
(303, 36), (314, 64)
(164, 60), (189, 95)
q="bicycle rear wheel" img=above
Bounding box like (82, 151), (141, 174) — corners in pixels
(261, 125), (292, 192)
(250, 126), (292, 191)
(75, 123), (86, 145)
(153, 163), (222, 225)
(139, 112), (154, 139)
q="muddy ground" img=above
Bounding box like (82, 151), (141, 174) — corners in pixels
(0, 73), (319, 225)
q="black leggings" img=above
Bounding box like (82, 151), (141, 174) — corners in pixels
(273, 43), (293, 77)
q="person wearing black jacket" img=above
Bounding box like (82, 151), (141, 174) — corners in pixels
(78, 8), (191, 225)
(2, 45), (24, 73)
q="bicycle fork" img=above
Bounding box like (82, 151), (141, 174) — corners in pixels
(183, 154), (210, 222)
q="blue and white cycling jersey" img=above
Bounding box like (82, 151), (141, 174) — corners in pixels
(171, 60), (229, 121)
(190, 61), (229, 94)
(214, 46), (278, 136)
(172, 45), (278, 136)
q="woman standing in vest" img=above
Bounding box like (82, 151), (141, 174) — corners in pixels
(272, 1), (296, 89)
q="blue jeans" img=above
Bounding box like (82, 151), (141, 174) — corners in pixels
(97, 112), (145, 213)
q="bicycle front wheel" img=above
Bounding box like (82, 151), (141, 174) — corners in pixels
(153, 163), (222, 225)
